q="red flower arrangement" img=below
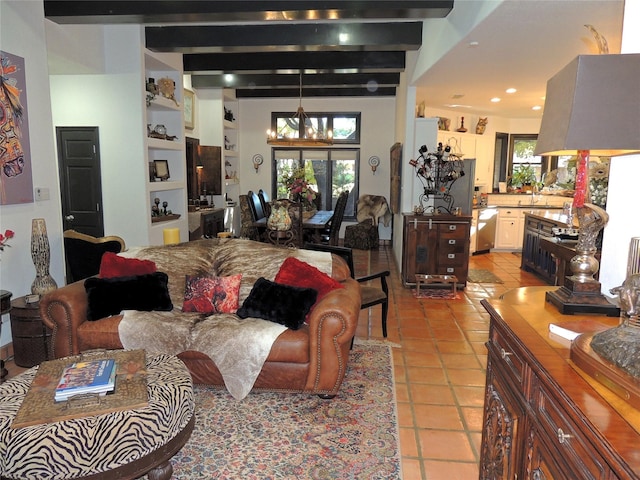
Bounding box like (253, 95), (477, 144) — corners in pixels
(0, 229), (14, 252)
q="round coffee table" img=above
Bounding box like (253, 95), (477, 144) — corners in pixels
(0, 353), (194, 479)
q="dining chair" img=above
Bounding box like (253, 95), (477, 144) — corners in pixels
(247, 190), (266, 221)
(303, 242), (390, 338)
(321, 189), (349, 246)
(258, 189), (271, 217)
(238, 194), (261, 241)
(63, 230), (126, 284)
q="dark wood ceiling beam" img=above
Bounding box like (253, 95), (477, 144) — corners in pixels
(146, 22), (422, 53)
(184, 51), (406, 73)
(44, 1), (453, 24)
(191, 73), (401, 89)
(236, 86), (397, 98)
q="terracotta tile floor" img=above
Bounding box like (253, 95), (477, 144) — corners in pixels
(3, 247), (547, 479)
(352, 247), (547, 480)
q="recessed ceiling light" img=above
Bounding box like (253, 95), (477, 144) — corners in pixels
(469, 41), (479, 47)
(490, 97), (501, 103)
(505, 88), (517, 94)
(451, 94), (465, 99)
(532, 105), (542, 111)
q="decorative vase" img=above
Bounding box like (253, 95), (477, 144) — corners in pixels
(30, 218), (58, 295)
(267, 203), (292, 231)
(456, 117), (468, 133)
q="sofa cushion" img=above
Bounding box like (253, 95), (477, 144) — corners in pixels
(274, 257), (344, 304)
(84, 272), (173, 320)
(182, 274), (242, 314)
(99, 252), (157, 278)
(236, 277), (317, 330)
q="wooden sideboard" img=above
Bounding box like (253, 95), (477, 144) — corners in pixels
(401, 213), (471, 286)
(480, 287), (640, 479)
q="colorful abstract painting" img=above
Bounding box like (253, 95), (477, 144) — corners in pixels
(0, 51), (34, 205)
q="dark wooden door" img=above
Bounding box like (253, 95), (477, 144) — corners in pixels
(56, 127), (104, 236)
(198, 145), (222, 196)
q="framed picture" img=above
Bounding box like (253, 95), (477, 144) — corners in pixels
(184, 89), (194, 130)
(154, 160), (170, 181)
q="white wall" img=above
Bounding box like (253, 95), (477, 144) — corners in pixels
(599, 1), (640, 294)
(0, 1), (64, 347)
(237, 96), (397, 241)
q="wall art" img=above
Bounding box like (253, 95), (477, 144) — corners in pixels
(0, 51), (34, 205)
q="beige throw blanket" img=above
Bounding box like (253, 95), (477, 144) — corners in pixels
(119, 311), (286, 400)
(117, 239), (333, 400)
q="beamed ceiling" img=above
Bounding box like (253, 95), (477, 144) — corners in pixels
(43, 1), (454, 98)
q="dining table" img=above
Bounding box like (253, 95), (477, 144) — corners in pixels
(252, 210), (334, 244)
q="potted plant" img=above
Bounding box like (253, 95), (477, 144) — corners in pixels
(510, 164), (538, 192)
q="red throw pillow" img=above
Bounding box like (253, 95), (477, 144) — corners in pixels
(183, 274), (242, 314)
(99, 252), (157, 278)
(274, 257), (343, 302)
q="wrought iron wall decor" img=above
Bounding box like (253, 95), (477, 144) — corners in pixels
(409, 143), (465, 214)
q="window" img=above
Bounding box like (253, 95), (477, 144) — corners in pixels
(271, 148), (359, 219)
(507, 134), (552, 188)
(270, 112), (361, 144)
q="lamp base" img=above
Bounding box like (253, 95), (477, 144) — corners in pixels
(571, 333), (640, 410)
(545, 277), (620, 317)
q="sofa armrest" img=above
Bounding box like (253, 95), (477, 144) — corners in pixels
(304, 277), (361, 395)
(39, 281), (91, 358)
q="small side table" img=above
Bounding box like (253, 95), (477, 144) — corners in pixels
(415, 274), (458, 296)
(10, 296), (52, 368)
(0, 290), (11, 382)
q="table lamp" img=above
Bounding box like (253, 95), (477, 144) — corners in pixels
(534, 54), (640, 316)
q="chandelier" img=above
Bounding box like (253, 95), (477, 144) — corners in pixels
(266, 73), (333, 147)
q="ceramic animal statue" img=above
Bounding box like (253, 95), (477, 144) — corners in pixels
(356, 195), (392, 227)
(475, 117), (488, 135)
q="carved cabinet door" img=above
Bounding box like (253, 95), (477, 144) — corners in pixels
(523, 425), (567, 480)
(479, 351), (526, 480)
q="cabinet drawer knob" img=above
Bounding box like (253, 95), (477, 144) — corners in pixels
(446, 267), (454, 273)
(449, 225), (456, 230)
(500, 348), (512, 359)
(448, 253), (455, 259)
(557, 428), (572, 444)
(448, 239), (456, 245)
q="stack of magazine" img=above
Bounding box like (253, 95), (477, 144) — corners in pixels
(55, 358), (117, 402)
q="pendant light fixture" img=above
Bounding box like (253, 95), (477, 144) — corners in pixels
(267, 72), (333, 147)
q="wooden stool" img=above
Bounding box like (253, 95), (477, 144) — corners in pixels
(415, 274), (458, 296)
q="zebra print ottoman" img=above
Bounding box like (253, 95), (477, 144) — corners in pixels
(0, 353), (194, 480)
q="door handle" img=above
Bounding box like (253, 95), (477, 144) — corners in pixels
(65, 215), (75, 222)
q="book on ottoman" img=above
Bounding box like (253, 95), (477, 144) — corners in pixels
(55, 358), (116, 402)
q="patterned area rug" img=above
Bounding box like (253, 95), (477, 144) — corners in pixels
(169, 343), (401, 479)
(468, 268), (504, 284)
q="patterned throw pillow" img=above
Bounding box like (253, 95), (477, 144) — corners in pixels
(182, 274), (242, 314)
(99, 252), (157, 278)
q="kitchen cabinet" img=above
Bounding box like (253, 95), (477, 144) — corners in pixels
(437, 130), (494, 187)
(479, 288), (640, 479)
(402, 214), (471, 286)
(494, 208), (525, 250)
(521, 212), (567, 283)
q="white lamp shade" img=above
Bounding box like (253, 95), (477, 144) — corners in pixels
(534, 54), (640, 157)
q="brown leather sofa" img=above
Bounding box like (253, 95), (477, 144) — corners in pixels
(40, 239), (361, 398)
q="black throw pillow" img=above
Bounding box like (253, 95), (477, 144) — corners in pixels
(236, 277), (318, 330)
(84, 272), (173, 321)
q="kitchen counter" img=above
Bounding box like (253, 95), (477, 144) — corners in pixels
(524, 209), (572, 226)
